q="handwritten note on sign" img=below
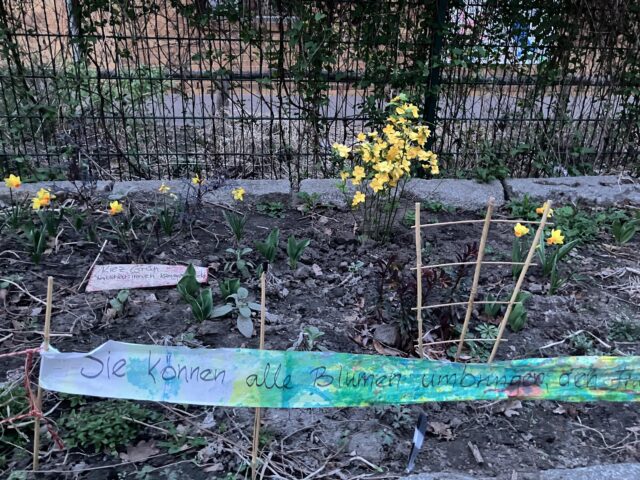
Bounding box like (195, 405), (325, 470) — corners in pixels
(85, 265), (208, 292)
(39, 341), (640, 407)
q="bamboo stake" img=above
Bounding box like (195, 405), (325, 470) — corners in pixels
(33, 276), (53, 471)
(412, 260), (535, 270)
(414, 203), (424, 358)
(251, 271), (267, 480)
(413, 219), (552, 228)
(456, 198), (494, 361)
(488, 201), (552, 363)
(412, 300), (520, 310)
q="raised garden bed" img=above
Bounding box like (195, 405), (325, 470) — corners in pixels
(1, 181), (639, 478)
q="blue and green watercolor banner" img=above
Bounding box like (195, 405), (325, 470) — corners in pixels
(39, 341), (640, 407)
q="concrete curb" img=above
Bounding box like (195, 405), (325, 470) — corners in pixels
(299, 179), (351, 208)
(0, 179), (291, 204)
(504, 175), (640, 205)
(404, 179), (505, 209)
(2, 175), (638, 210)
(298, 178), (505, 210)
(399, 462), (640, 480)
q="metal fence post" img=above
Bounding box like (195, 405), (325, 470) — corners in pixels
(66, 0), (81, 63)
(424, 0), (448, 153)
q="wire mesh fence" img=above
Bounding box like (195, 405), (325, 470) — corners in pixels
(0, 0), (638, 184)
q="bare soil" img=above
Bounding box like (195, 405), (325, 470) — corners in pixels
(1, 192), (639, 479)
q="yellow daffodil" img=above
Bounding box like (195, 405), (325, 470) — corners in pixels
(351, 166), (366, 185)
(159, 183), (171, 194)
(536, 202), (554, 217)
(4, 174), (21, 189)
(32, 197), (42, 210)
(340, 171), (350, 181)
(356, 133), (366, 142)
(232, 187), (245, 201)
(109, 200), (123, 216)
(35, 188), (54, 207)
(514, 223), (530, 237)
(192, 173), (203, 185)
(546, 229), (564, 246)
(352, 191), (365, 207)
(332, 143), (351, 159)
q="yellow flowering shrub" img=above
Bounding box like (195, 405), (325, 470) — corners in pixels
(333, 94), (438, 240)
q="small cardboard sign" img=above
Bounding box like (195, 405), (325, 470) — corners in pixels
(85, 264), (208, 292)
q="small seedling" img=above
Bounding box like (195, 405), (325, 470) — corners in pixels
(609, 317), (640, 341)
(255, 228), (280, 264)
(109, 289), (129, 315)
(257, 201), (285, 218)
(303, 326), (325, 350)
(224, 247), (254, 278)
(158, 426), (207, 454)
(570, 332), (597, 355)
(286, 235), (310, 269)
(177, 264), (213, 322)
(348, 260), (365, 273)
(448, 323), (498, 361)
(22, 223), (48, 264)
(507, 194), (538, 221)
(507, 292), (531, 332)
(403, 209), (416, 227)
(297, 192), (321, 213)
(611, 218), (638, 245)
(223, 210), (247, 243)
(219, 278), (241, 299)
(157, 199), (180, 236)
(212, 287), (261, 338)
(58, 400), (158, 454)
(483, 294), (502, 318)
(424, 200), (453, 213)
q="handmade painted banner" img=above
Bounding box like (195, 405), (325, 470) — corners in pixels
(85, 264), (208, 292)
(39, 341), (640, 407)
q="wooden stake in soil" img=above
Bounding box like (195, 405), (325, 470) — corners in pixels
(455, 198), (494, 361)
(33, 276), (53, 471)
(251, 271), (267, 480)
(488, 201), (552, 363)
(414, 202), (424, 358)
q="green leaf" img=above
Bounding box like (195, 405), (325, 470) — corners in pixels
(248, 302), (262, 311)
(212, 304), (234, 318)
(237, 287), (249, 299)
(177, 264), (200, 301)
(237, 315), (254, 338)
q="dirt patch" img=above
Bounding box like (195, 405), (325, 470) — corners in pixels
(1, 191), (639, 478)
